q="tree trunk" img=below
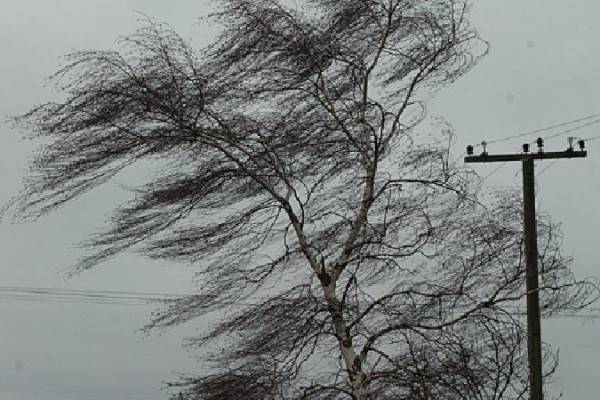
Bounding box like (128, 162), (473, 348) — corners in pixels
(323, 285), (368, 399)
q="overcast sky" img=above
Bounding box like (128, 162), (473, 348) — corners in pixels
(1, 1), (599, 399)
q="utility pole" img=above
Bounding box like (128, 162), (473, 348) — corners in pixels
(464, 137), (587, 400)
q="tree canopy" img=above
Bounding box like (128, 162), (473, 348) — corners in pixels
(8, 1), (598, 399)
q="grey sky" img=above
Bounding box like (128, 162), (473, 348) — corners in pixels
(1, 0), (599, 399)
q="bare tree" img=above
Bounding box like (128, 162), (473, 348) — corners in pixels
(8, 1), (597, 399)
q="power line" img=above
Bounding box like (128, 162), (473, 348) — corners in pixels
(535, 117), (600, 144)
(529, 132), (600, 179)
(0, 385), (166, 397)
(1, 285), (599, 320)
(536, 159), (560, 178)
(0, 286), (187, 306)
(480, 162), (508, 182)
(581, 133), (600, 142)
(0, 286), (185, 297)
(453, 112), (600, 164)
(0, 294), (152, 306)
(474, 112), (600, 147)
(460, 113), (600, 183)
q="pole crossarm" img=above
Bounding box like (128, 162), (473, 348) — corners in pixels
(465, 150), (587, 163)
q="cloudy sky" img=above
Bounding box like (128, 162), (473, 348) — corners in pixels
(1, 1), (599, 399)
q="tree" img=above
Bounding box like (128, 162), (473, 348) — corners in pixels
(7, 1), (597, 399)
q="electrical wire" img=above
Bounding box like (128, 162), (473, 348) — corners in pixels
(454, 112), (600, 165)
(0, 385), (165, 397)
(1, 285), (599, 319)
(468, 112), (600, 149)
(533, 130), (600, 179)
(535, 159), (560, 178)
(581, 133), (600, 142)
(0, 286), (187, 306)
(479, 162), (508, 183)
(535, 117), (600, 144)
(460, 113), (600, 182)
(479, 116), (600, 152)
(0, 286), (185, 297)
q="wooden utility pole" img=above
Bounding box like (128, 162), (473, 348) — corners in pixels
(464, 137), (587, 400)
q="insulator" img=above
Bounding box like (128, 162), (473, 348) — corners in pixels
(522, 143), (530, 153)
(536, 137), (544, 149)
(466, 145), (474, 155)
(578, 139), (585, 150)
